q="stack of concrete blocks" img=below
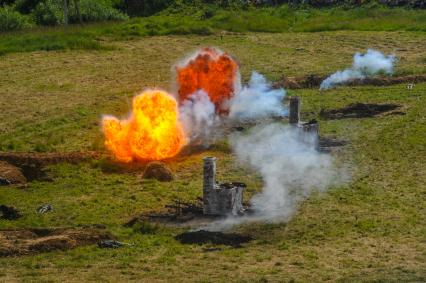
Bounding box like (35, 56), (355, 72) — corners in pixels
(202, 157), (245, 216)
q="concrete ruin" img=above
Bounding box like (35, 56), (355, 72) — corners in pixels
(202, 157), (245, 216)
(289, 96), (319, 148)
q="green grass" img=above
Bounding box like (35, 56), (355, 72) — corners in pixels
(0, 31), (425, 282)
(0, 5), (425, 55)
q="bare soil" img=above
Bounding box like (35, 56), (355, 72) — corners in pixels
(0, 151), (101, 182)
(274, 74), (426, 89)
(175, 230), (253, 247)
(320, 103), (401, 119)
(0, 161), (27, 185)
(0, 227), (114, 257)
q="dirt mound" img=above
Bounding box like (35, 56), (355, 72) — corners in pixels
(175, 230), (252, 247)
(0, 161), (27, 185)
(142, 162), (174, 182)
(274, 74), (426, 89)
(0, 151), (100, 168)
(320, 103), (401, 119)
(0, 151), (101, 182)
(0, 227), (114, 257)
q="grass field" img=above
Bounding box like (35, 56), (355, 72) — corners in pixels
(0, 30), (425, 282)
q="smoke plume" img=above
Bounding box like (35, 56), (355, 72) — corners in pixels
(179, 90), (221, 145)
(229, 72), (287, 120)
(320, 49), (396, 90)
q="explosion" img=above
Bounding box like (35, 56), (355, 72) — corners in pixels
(176, 47), (239, 112)
(102, 90), (186, 162)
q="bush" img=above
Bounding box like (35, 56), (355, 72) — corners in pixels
(0, 5), (33, 31)
(75, 0), (128, 22)
(13, 0), (43, 14)
(32, 0), (128, 26)
(32, 0), (63, 25)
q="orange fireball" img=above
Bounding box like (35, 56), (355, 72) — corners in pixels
(102, 90), (187, 162)
(176, 47), (239, 113)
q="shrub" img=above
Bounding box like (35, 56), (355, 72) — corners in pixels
(32, 0), (128, 26)
(13, 0), (43, 14)
(75, 0), (128, 22)
(0, 5), (33, 31)
(32, 0), (63, 25)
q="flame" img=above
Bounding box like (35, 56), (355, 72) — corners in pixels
(176, 47), (239, 112)
(102, 90), (187, 162)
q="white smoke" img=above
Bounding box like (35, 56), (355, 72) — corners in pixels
(200, 123), (341, 231)
(229, 72), (287, 120)
(179, 71), (287, 144)
(320, 49), (396, 90)
(179, 90), (221, 145)
(232, 124), (335, 220)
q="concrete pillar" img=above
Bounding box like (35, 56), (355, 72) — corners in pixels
(203, 157), (216, 214)
(302, 121), (319, 149)
(289, 96), (300, 125)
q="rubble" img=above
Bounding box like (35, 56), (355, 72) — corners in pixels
(98, 240), (132, 249)
(37, 204), (53, 214)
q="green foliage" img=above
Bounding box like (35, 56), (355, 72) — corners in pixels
(0, 30), (107, 57)
(73, 0), (128, 22)
(13, 0), (43, 14)
(32, 0), (63, 25)
(32, 0), (128, 26)
(0, 5), (33, 31)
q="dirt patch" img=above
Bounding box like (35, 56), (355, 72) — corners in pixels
(0, 151), (101, 182)
(274, 74), (426, 89)
(175, 230), (252, 247)
(0, 161), (27, 185)
(142, 162), (174, 182)
(0, 227), (114, 257)
(320, 103), (401, 119)
(126, 199), (230, 229)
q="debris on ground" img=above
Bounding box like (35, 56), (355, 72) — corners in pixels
(319, 103), (401, 119)
(97, 240), (132, 249)
(37, 204), (53, 214)
(0, 161), (27, 185)
(0, 205), (22, 220)
(175, 230), (253, 247)
(142, 161), (174, 182)
(0, 228), (114, 257)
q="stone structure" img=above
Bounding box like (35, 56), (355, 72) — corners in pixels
(202, 157), (245, 216)
(289, 96), (300, 124)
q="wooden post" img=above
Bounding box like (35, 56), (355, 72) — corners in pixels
(289, 96), (300, 125)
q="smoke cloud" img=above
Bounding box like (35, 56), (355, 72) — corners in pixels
(200, 123), (341, 231)
(179, 90), (221, 145)
(179, 71), (288, 145)
(229, 72), (287, 120)
(320, 49), (396, 90)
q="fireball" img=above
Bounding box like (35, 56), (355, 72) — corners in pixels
(176, 47), (239, 112)
(102, 90), (187, 162)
